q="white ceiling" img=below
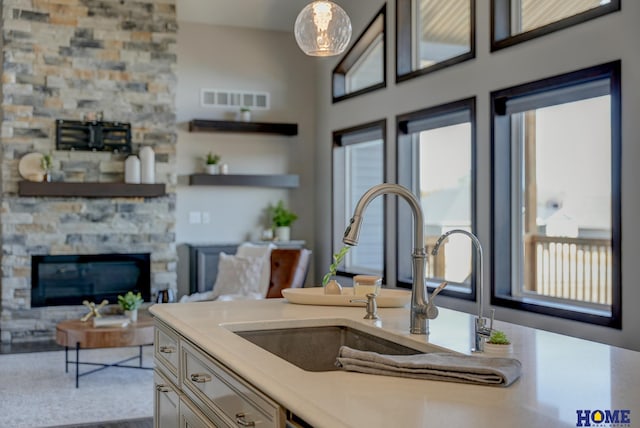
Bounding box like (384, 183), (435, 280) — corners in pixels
(177, 0), (313, 32)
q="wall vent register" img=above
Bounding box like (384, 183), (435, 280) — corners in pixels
(201, 89), (270, 110)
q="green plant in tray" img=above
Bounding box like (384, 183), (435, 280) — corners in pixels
(487, 330), (511, 345)
(271, 200), (298, 227)
(117, 291), (143, 311)
(41, 153), (53, 172)
(322, 246), (350, 286)
(205, 152), (221, 165)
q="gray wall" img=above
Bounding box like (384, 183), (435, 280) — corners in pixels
(314, 2), (640, 351)
(175, 23), (317, 287)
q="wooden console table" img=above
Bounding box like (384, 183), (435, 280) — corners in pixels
(56, 315), (154, 388)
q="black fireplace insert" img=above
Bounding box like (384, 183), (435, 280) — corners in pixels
(31, 253), (151, 307)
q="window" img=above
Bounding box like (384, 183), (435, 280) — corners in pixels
(333, 6), (386, 103)
(492, 0), (620, 51)
(332, 121), (386, 278)
(397, 0), (475, 83)
(397, 98), (476, 299)
(491, 61), (621, 327)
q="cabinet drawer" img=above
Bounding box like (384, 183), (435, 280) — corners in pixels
(154, 370), (180, 428)
(155, 322), (180, 385)
(181, 341), (283, 428)
(180, 396), (220, 428)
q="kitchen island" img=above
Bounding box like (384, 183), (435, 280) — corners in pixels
(150, 298), (640, 428)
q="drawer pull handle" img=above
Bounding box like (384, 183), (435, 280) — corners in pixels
(190, 373), (212, 383)
(159, 345), (176, 354)
(156, 384), (170, 393)
(235, 413), (256, 427)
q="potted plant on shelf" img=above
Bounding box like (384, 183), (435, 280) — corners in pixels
(40, 153), (53, 182)
(271, 200), (298, 241)
(484, 330), (513, 355)
(239, 107), (251, 122)
(204, 152), (221, 174)
(321, 246), (350, 295)
(118, 291), (143, 322)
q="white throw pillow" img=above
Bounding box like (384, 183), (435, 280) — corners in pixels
(211, 252), (264, 299)
(236, 242), (276, 297)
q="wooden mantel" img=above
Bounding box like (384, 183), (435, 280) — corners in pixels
(18, 181), (166, 198)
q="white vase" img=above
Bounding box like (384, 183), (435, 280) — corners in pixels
(240, 110), (251, 122)
(206, 164), (219, 174)
(324, 279), (342, 295)
(125, 155), (141, 184)
(275, 226), (290, 241)
(483, 342), (513, 356)
(125, 309), (138, 322)
(139, 146), (155, 184)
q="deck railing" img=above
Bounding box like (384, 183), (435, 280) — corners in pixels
(425, 234), (612, 305)
(525, 235), (612, 305)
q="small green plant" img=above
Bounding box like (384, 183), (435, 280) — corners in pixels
(205, 152), (221, 165)
(117, 291), (143, 311)
(322, 246), (351, 286)
(271, 201), (298, 227)
(40, 153), (53, 172)
(488, 330), (511, 345)
(240, 107), (251, 113)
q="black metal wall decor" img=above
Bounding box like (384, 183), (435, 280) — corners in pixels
(55, 119), (132, 153)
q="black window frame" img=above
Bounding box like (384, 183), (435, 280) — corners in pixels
(396, 0), (476, 84)
(332, 119), (388, 282)
(491, 0), (621, 52)
(396, 97), (477, 301)
(490, 60), (622, 328)
(332, 5), (387, 103)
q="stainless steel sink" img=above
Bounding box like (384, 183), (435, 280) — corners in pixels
(235, 325), (430, 371)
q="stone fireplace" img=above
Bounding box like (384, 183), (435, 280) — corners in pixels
(0, 0), (178, 343)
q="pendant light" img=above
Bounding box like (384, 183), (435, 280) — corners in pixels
(294, 1), (352, 57)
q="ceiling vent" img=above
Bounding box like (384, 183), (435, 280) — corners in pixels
(201, 89), (270, 110)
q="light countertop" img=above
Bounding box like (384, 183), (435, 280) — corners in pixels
(150, 298), (640, 428)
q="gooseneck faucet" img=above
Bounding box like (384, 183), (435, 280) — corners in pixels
(343, 183), (436, 334)
(431, 229), (494, 352)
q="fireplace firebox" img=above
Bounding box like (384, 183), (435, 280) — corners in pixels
(31, 253), (151, 307)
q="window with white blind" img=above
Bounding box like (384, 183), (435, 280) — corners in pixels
(332, 121), (386, 277)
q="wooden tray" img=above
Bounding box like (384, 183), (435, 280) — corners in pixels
(282, 287), (411, 308)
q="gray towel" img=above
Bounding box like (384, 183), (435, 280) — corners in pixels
(335, 346), (521, 387)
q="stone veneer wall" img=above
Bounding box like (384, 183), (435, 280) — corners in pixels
(0, 0), (178, 343)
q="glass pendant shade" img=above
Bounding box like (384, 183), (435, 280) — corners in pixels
(294, 1), (352, 57)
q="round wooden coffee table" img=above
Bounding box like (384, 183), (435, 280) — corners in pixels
(56, 315), (154, 387)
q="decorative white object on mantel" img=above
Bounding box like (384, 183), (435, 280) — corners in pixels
(275, 226), (290, 242)
(205, 164), (219, 174)
(139, 146), (155, 183)
(483, 342), (514, 356)
(124, 155), (141, 183)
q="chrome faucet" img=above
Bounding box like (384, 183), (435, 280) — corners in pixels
(343, 183), (443, 334)
(431, 229), (494, 352)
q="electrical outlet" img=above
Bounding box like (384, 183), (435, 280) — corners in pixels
(189, 211), (201, 224)
(202, 212), (211, 224)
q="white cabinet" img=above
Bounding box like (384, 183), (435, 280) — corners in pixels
(154, 320), (286, 428)
(154, 370), (180, 428)
(180, 396), (218, 428)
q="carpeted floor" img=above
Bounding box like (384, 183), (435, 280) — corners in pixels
(49, 417), (153, 428)
(0, 346), (154, 428)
